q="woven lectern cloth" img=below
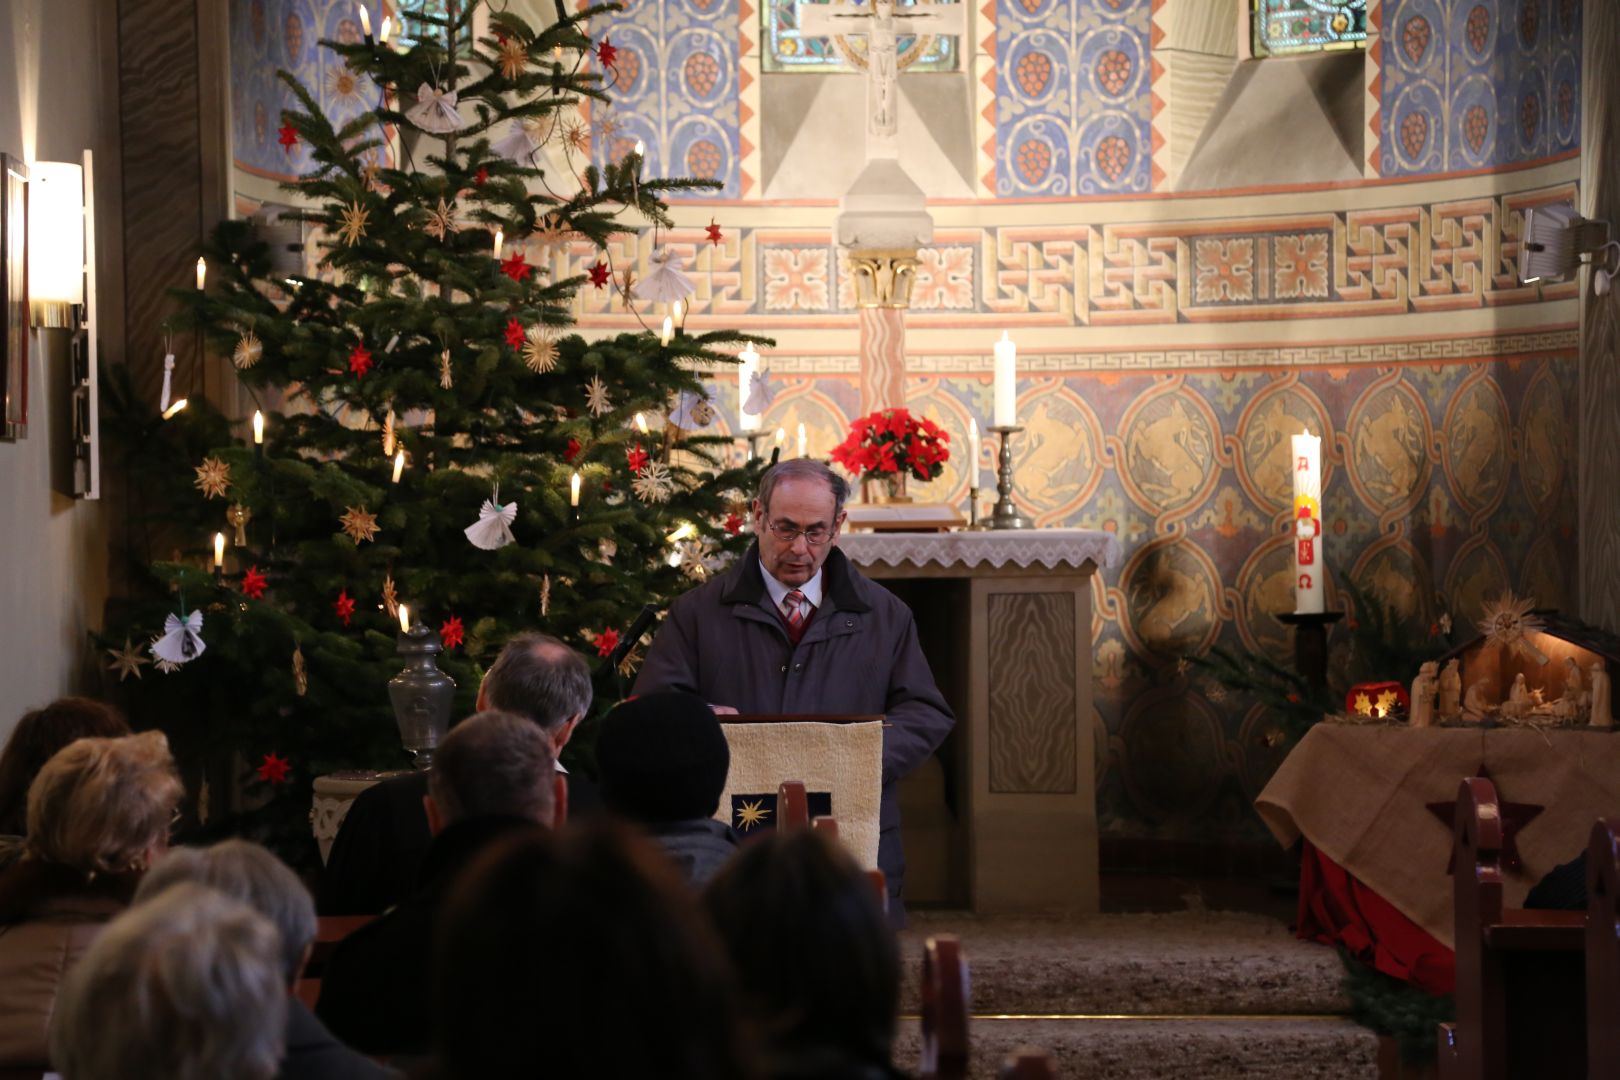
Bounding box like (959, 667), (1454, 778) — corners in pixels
(715, 721), (883, 869)
(1256, 722), (1620, 947)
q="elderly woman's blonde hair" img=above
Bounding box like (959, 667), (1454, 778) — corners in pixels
(25, 730), (183, 874)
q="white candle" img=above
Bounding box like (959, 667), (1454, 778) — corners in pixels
(398, 603), (410, 633)
(162, 398), (188, 420)
(213, 532), (225, 570)
(392, 450), (405, 483)
(378, 15), (392, 43)
(570, 471), (581, 507)
(252, 410), (264, 445)
(635, 412), (649, 435)
(968, 418), (980, 487)
(737, 345), (761, 432)
(672, 299), (684, 328)
(993, 332), (1017, 427)
(493, 228), (503, 258)
(659, 317), (673, 347)
(357, 3), (371, 37)
(797, 423), (807, 458)
(1291, 430), (1324, 615)
(196, 257), (207, 291)
(774, 427), (785, 451)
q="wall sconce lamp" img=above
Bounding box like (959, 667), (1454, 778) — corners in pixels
(1518, 204), (1616, 293)
(26, 152), (99, 499)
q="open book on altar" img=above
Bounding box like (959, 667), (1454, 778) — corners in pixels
(715, 714), (884, 869)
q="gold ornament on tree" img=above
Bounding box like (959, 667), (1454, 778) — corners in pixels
(339, 505), (380, 544)
(584, 375), (612, 417)
(232, 331), (264, 370)
(560, 119), (591, 154)
(632, 461), (674, 504)
(226, 504), (251, 546)
(106, 638), (150, 682)
(381, 409), (397, 456)
(337, 200), (371, 246)
(292, 643), (308, 697)
(422, 197), (457, 241)
(194, 457), (231, 500)
(382, 574), (400, 618)
(540, 573), (551, 616)
(439, 349), (454, 389)
(523, 326), (559, 373)
(148, 636), (180, 675)
(533, 217), (570, 255)
(498, 36), (529, 79)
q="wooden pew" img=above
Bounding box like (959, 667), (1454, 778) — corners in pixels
(920, 934), (971, 1080)
(1588, 819), (1620, 1078)
(999, 1049), (1058, 1079)
(1437, 777), (1585, 1080)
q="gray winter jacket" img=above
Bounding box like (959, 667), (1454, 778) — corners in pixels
(632, 542), (955, 916)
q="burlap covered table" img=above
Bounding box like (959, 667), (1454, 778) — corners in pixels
(1255, 723), (1620, 947)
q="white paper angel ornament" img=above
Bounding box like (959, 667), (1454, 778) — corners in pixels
(743, 366), (776, 416)
(153, 610), (207, 666)
(493, 117), (553, 166)
(406, 83), (467, 134)
(464, 485), (518, 550)
(635, 247), (695, 305)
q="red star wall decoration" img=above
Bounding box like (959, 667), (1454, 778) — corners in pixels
(504, 317), (526, 349)
(705, 218), (723, 246)
(241, 566), (268, 599)
(595, 627), (620, 657)
(500, 250), (532, 282)
(1426, 766), (1544, 875)
(278, 124), (299, 152)
(597, 38), (618, 68)
(257, 752), (291, 785)
(440, 615), (465, 649)
(626, 443), (649, 473)
(334, 589), (356, 626)
(587, 261), (611, 288)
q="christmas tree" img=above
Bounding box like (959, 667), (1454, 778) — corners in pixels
(100, 0), (762, 860)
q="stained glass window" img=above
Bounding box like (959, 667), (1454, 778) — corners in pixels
(1253, 0), (1367, 58)
(764, 0), (960, 74)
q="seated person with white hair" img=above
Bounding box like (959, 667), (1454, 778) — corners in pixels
(317, 710), (565, 1057)
(48, 881), (288, 1080)
(137, 839), (399, 1080)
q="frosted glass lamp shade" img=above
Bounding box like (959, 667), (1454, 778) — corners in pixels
(28, 161), (84, 311)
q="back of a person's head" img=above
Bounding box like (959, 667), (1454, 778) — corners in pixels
(597, 691), (730, 823)
(0, 698), (129, 836)
(434, 821), (753, 1080)
(481, 632), (593, 732)
(428, 710), (559, 828)
(136, 839), (316, 984)
(49, 881), (287, 1080)
(26, 730), (183, 875)
(705, 829), (899, 1069)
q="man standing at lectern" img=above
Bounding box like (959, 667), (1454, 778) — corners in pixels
(634, 459), (954, 922)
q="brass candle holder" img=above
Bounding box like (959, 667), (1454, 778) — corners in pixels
(988, 425), (1030, 530)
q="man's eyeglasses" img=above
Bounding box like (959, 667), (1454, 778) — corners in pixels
(765, 517), (835, 546)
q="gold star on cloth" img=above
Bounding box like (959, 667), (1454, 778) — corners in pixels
(422, 197), (457, 241)
(337, 201), (371, 247)
(233, 330), (263, 370)
(382, 574), (400, 618)
(339, 505), (380, 544)
(584, 374), (612, 417)
(106, 638), (150, 681)
(632, 461), (674, 504)
(195, 457), (231, 500)
(735, 799), (771, 829)
(498, 36), (529, 80)
(523, 326), (559, 373)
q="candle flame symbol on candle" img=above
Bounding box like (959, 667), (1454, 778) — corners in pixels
(213, 532), (225, 569)
(398, 604), (410, 633)
(253, 410), (264, 445)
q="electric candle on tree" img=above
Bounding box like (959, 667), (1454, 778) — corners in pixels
(993, 332), (1017, 427)
(1291, 431), (1324, 615)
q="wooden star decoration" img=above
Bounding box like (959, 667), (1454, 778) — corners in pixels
(106, 638), (150, 681)
(292, 643), (308, 697)
(498, 35), (529, 79)
(233, 331), (263, 370)
(561, 119), (591, 154)
(339, 505), (380, 544)
(523, 326), (559, 373)
(593, 113), (624, 143)
(194, 457), (231, 500)
(1427, 766), (1544, 875)
(533, 217), (570, 254)
(382, 574), (399, 618)
(337, 200), (371, 247)
(632, 461), (674, 503)
(617, 266), (637, 302)
(439, 348), (454, 389)
(423, 197), (457, 241)
(360, 160), (383, 192)
(584, 375), (612, 417)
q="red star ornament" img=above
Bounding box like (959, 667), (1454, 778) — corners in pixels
(257, 752), (291, 785)
(505, 317), (526, 349)
(349, 343), (373, 378)
(500, 250), (533, 282)
(626, 443), (649, 474)
(597, 38), (618, 68)
(723, 513), (743, 536)
(564, 437), (583, 463)
(278, 124), (299, 152)
(705, 218), (723, 246)
(474, 166), (489, 186)
(595, 626), (620, 658)
(440, 615), (465, 650)
(241, 566), (268, 599)
(587, 261), (612, 289)
(1426, 766), (1544, 875)
(334, 589), (356, 627)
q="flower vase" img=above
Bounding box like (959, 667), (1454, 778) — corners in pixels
(862, 472), (911, 504)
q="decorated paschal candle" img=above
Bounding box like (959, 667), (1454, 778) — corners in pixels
(1292, 430), (1323, 614)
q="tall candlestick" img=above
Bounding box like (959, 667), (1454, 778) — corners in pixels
(196, 257), (207, 291)
(737, 345), (761, 432)
(252, 410), (264, 445)
(797, 423), (807, 458)
(213, 532), (225, 570)
(398, 603), (410, 633)
(570, 471), (581, 507)
(993, 332), (1017, 427)
(1292, 430), (1324, 615)
(392, 450), (406, 483)
(968, 417), (980, 484)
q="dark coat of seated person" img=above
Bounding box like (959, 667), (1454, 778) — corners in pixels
(597, 690), (740, 886)
(428, 820), (757, 1080)
(705, 829), (908, 1080)
(135, 839), (399, 1080)
(318, 632), (598, 916)
(315, 711), (566, 1058)
(0, 697), (130, 872)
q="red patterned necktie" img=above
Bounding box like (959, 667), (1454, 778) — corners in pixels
(783, 590), (809, 644)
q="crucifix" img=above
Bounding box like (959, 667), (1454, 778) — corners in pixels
(797, 0), (968, 414)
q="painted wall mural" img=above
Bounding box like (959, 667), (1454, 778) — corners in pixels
(1378, 0), (1581, 177)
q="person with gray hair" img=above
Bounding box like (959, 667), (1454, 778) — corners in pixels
(317, 711), (562, 1058)
(634, 458), (954, 925)
(320, 631), (596, 915)
(136, 841), (398, 1080)
(49, 881), (287, 1080)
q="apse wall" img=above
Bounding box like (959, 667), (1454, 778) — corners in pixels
(225, 0), (1583, 847)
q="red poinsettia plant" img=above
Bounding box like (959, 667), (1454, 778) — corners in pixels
(829, 408), (950, 482)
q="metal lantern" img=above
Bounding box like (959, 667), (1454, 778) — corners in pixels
(387, 622), (456, 769)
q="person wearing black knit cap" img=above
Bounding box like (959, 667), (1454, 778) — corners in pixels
(596, 691), (740, 887)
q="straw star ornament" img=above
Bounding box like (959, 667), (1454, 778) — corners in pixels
(337, 201), (371, 247)
(194, 457), (231, 500)
(339, 506), (380, 544)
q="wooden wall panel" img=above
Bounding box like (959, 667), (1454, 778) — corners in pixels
(986, 591), (1076, 794)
